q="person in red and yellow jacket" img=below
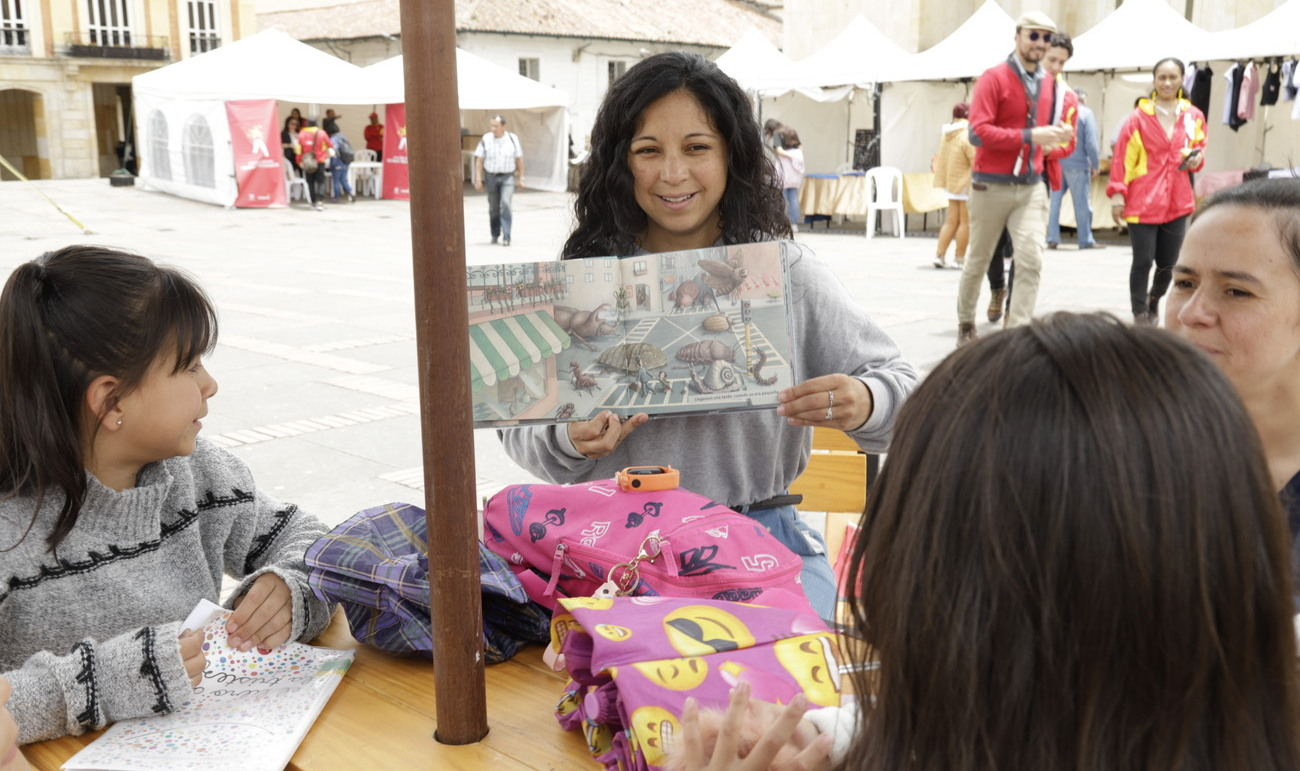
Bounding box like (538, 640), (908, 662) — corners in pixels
(956, 10), (1074, 345)
(296, 119), (334, 211)
(1107, 56), (1207, 324)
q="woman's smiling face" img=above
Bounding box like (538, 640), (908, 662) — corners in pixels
(628, 89), (728, 254)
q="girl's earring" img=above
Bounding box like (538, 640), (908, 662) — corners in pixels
(116, 419), (123, 427)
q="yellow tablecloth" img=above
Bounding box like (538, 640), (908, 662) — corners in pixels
(799, 172), (947, 219)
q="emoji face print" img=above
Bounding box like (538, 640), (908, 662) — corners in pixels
(772, 634), (842, 707)
(663, 605), (756, 656)
(629, 705), (680, 766)
(629, 656), (709, 691)
(593, 623), (634, 642)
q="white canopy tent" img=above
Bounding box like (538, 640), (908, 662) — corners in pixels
(875, 0), (1016, 173)
(785, 14), (913, 88)
(362, 51), (571, 193)
(133, 29), (373, 206)
(1189, 0), (1300, 60)
(1067, 0), (1213, 72)
(889, 0), (1016, 83)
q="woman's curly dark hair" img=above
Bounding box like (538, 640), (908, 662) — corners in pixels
(562, 51), (790, 259)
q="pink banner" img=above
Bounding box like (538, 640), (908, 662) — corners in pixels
(382, 103), (409, 200)
(225, 99), (285, 208)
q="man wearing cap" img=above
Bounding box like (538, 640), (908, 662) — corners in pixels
(956, 10), (1075, 344)
(365, 111), (384, 162)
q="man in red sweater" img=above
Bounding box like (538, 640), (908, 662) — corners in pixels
(956, 11), (1074, 344)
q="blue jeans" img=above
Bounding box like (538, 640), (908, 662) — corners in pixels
(782, 187), (801, 225)
(330, 163), (353, 198)
(736, 504), (835, 621)
(485, 172), (515, 240)
(1048, 167), (1095, 246)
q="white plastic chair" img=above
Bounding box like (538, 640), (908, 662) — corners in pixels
(864, 166), (905, 239)
(354, 148), (377, 163)
(283, 158), (308, 202)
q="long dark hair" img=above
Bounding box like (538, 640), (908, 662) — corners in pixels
(563, 51), (789, 259)
(841, 312), (1300, 771)
(0, 245), (218, 549)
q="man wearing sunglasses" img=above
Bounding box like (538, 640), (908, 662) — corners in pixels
(956, 11), (1075, 345)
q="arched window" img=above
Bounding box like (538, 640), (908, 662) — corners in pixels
(182, 114), (214, 188)
(148, 110), (171, 180)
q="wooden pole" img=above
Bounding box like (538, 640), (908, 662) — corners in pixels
(398, 0), (489, 744)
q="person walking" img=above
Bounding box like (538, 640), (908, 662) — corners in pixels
(1049, 87), (1104, 249)
(932, 102), (974, 268)
(773, 126), (805, 231)
(956, 11), (1074, 344)
(1108, 56), (1207, 324)
(473, 115), (526, 246)
(296, 118), (332, 212)
(326, 125), (356, 204)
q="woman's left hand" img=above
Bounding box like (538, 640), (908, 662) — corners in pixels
(227, 573), (293, 652)
(778, 374), (873, 431)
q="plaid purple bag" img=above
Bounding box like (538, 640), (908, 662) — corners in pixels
(482, 478), (815, 616)
(305, 502), (550, 663)
(551, 596), (842, 771)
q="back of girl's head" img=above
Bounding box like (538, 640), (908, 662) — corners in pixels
(1192, 177), (1300, 273)
(775, 126), (801, 149)
(841, 312), (1300, 771)
(951, 102), (970, 120)
(0, 245), (217, 548)
(563, 50), (788, 258)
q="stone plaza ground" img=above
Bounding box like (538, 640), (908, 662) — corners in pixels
(0, 178), (1136, 527)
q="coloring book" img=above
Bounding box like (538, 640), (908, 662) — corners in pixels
(62, 600), (353, 771)
(468, 240), (796, 427)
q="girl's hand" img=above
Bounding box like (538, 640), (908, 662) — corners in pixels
(178, 629), (207, 687)
(1111, 203), (1125, 223)
(227, 573), (293, 652)
(680, 682), (833, 771)
(568, 410), (648, 460)
(778, 375), (873, 431)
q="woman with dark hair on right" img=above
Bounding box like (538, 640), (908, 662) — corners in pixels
(678, 312), (1300, 770)
(1165, 177), (1300, 588)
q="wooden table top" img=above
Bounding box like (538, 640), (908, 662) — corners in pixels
(24, 611), (593, 771)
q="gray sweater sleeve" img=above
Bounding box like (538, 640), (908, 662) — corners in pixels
(7, 621), (192, 743)
(219, 488), (333, 645)
(191, 443), (333, 644)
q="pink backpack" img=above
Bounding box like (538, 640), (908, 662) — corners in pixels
(482, 478), (814, 616)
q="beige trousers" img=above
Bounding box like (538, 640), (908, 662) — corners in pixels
(956, 181), (1048, 328)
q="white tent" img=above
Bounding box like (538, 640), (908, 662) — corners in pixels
(1186, 0), (1300, 61)
(890, 0), (1016, 83)
(1067, 0), (1213, 72)
(716, 28), (798, 95)
(133, 29), (373, 206)
(786, 15), (913, 88)
(363, 51), (571, 192)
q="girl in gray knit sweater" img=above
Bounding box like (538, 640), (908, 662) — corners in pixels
(0, 246), (333, 744)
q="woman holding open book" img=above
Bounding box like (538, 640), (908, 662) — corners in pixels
(498, 51), (918, 620)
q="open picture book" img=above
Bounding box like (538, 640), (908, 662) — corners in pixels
(61, 600), (353, 771)
(469, 239), (797, 427)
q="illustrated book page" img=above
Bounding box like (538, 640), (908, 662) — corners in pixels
(62, 600), (354, 771)
(469, 240), (795, 427)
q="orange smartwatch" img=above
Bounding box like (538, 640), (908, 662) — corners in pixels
(616, 465), (680, 492)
